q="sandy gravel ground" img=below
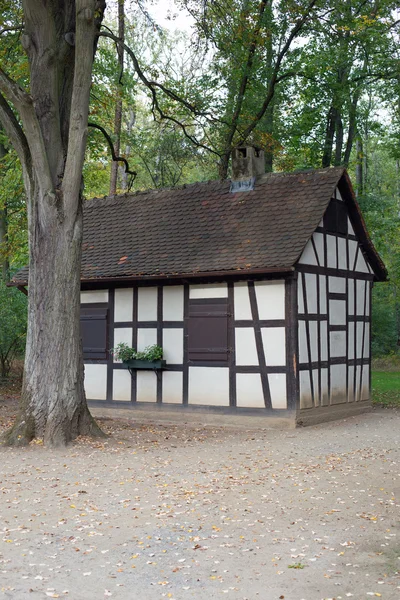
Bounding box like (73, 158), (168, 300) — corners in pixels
(0, 399), (399, 600)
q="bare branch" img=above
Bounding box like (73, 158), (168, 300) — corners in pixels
(98, 30), (219, 121)
(0, 26), (23, 36)
(88, 122), (137, 190)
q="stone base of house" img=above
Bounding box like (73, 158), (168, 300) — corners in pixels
(89, 403), (297, 430)
(296, 400), (371, 427)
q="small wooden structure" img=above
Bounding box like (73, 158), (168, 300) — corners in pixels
(12, 148), (387, 426)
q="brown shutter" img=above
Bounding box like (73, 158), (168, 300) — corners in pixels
(323, 200), (348, 235)
(80, 306), (108, 360)
(188, 298), (229, 362)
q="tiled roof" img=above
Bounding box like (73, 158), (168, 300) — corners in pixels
(11, 166), (387, 284)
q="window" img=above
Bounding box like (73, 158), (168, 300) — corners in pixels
(188, 299), (229, 362)
(80, 305), (108, 360)
(323, 200), (348, 235)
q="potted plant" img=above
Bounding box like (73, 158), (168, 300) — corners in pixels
(112, 342), (166, 370)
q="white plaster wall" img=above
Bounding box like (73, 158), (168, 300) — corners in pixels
(355, 365), (362, 401)
(314, 233), (325, 266)
(348, 322), (355, 359)
(298, 275), (304, 314)
(356, 322), (364, 359)
(361, 365), (370, 401)
(163, 329), (184, 364)
(312, 369), (319, 406)
(348, 366), (355, 401)
(300, 370), (313, 408)
(329, 300), (346, 325)
(269, 373), (287, 409)
(84, 364), (107, 400)
(305, 273), (318, 313)
(320, 321), (328, 361)
(235, 328), (258, 366)
(356, 280), (366, 315)
(329, 276), (346, 293)
(236, 373), (265, 408)
(113, 370), (131, 401)
(348, 240), (357, 270)
(356, 251), (369, 273)
(114, 288), (133, 322)
(113, 328), (133, 362)
(330, 364), (347, 404)
(189, 283), (227, 299)
(137, 371), (157, 402)
(321, 368), (329, 406)
(138, 287), (158, 321)
(261, 327), (285, 366)
(319, 275), (327, 313)
(163, 286), (184, 321)
(330, 331), (346, 357)
(137, 328), (157, 352)
(298, 239), (318, 266)
(335, 187), (343, 201)
(255, 280), (285, 320)
(365, 284), (371, 316)
(338, 236), (347, 270)
(309, 321), (318, 362)
(162, 371), (183, 404)
(364, 324), (370, 358)
(189, 367), (229, 405)
(234, 283), (252, 320)
(298, 321), (308, 363)
(81, 290), (109, 304)
(327, 235), (337, 269)
(348, 279), (355, 314)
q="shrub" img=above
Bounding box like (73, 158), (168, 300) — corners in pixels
(0, 282), (27, 379)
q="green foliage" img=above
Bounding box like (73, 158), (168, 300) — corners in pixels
(372, 371), (400, 406)
(0, 282), (27, 378)
(112, 342), (163, 362)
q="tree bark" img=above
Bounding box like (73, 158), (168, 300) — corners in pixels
(109, 0), (125, 195)
(322, 106), (336, 167)
(334, 111), (344, 166)
(0, 139), (9, 281)
(0, 0), (106, 446)
(355, 137), (363, 197)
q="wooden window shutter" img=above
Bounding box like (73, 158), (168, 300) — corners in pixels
(188, 298), (229, 362)
(80, 305), (108, 360)
(324, 200), (348, 235)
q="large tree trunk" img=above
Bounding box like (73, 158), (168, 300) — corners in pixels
(4, 186), (101, 446)
(0, 0), (106, 446)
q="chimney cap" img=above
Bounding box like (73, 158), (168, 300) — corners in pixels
(231, 145), (265, 188)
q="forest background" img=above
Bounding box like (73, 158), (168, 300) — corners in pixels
(0, 0), (399, 378)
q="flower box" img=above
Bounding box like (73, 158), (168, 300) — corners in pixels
(122, 359), (166, 370)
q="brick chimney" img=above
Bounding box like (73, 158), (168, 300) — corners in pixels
(230, 146), (265, 192)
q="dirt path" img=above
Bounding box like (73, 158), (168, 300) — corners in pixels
(0, 398), (399, 600)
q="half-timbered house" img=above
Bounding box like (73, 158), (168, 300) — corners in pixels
(12, 147), (387, 427)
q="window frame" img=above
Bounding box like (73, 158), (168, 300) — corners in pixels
(187, 297), (230, 365)
(80, 302), (109, 361)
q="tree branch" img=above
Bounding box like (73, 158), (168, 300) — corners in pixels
(0, 68), (53, 193)
(88, 122), (137, 190)
(0, 93), (31, 176)
(98, 30), (219, 121)
(238, 0), (319, 145)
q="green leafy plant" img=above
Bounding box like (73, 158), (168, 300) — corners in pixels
(112, 342), (163, 362)
(288, 563), (305, 569)
(0, 281), (27, 379)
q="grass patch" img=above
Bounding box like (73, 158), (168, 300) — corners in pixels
(372, 371), (400, 407)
